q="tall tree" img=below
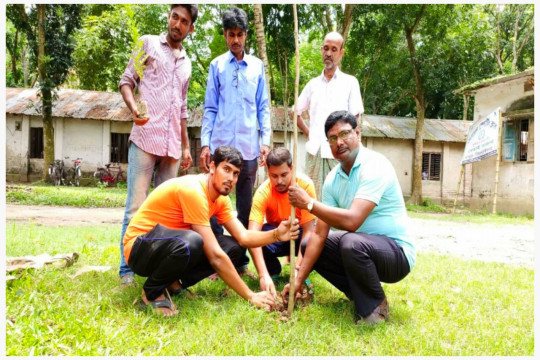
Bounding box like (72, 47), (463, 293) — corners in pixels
(253, 4), (272, 104)
(488, 4), (534, 74)
(403, 4), (428, 205)
(8, 4), (82, 180)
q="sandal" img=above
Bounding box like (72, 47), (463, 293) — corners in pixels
(137, 298), (177, 317)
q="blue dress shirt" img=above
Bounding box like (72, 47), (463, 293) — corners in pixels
(201, 51), (271, 161)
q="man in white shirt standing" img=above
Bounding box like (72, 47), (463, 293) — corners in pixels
(296, 31), (364, 199)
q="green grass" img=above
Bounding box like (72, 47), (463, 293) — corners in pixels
(5, 222), (534, 356)
(6, 184), (238, 209)
(6, 184), (128, 208)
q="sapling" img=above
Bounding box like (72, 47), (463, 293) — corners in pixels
(132, 38), (149, 125)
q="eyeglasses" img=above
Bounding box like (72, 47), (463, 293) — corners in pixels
(327, 129), (354, 145)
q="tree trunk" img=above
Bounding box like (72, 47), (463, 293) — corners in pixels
(323, 5), (333, 32)
(9, 28), (20, 84)
(462, 94), (470, 120)
(38, 5), (55, 181)
(253, 4), (273, 147)
(253, 4), (271, 104)
(405, 5), (427, 206)
(338, 4), (355, 46)
(22, 46), (29, 87)
(494, 10), (505, 74)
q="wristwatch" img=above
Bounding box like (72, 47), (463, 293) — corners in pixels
(307, 198), (314, 213)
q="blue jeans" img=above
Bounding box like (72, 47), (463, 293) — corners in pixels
(119, 142), (181, 277)
(261, 224), (304, 276)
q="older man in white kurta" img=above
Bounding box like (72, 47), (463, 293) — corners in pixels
(296, 31), (364, 199)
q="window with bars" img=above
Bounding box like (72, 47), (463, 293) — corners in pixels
(422, 153), (441, 181)
(29, 127), (44, 159)
(110, 133), (129, 163)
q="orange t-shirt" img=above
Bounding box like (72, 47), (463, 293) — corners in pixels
(123, 174), (234, 261)
(249, 173), (316, 227)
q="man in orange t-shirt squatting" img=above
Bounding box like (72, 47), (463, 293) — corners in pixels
(123, 146), (300, 317)
(248, 147), (316, 297)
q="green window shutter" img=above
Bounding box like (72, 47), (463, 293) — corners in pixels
(502, 121), (517, 161)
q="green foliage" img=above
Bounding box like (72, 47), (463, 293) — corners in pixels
(5, 222), (534, 355)
(6, 185), (127, 208)
(72, 4), (167, 92)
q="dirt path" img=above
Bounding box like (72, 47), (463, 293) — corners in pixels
(6, 204), (535, 268)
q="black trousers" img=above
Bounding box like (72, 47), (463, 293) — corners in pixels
(302, 230), (410, 318)
(128, 223), (246, 301)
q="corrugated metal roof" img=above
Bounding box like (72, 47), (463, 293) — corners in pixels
(6, 87), (471, 142)
(363, 114), (471, 143)
(6, 87), (132, 121)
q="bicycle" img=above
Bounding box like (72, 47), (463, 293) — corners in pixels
(48, 159), (67, 186)
(93, 163), (127, 186)
(67, 158), (83, 186)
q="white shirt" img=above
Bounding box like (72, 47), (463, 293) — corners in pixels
(297, 68), (364, 158)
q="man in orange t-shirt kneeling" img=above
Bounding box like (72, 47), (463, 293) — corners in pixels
(248, 147), (317, 297)
(123, 146), (299, 317)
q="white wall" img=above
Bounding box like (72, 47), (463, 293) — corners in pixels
(6, 114), (133, 180)
(470, 76), (534, 215)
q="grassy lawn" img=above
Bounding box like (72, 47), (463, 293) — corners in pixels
(5, 222), (534, 356)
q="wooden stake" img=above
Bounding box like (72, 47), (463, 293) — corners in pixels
(452, 165), (465, 214)
(492, 109), (503, 214)
(288, 3), (300, 316)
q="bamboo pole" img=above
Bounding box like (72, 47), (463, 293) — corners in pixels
(287, 4), (300, 316)
(452, 165), (465, 214)
(492, 109), (503, 214)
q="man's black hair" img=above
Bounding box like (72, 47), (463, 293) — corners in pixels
(325, 110), (357, 137)
(213, 146), (244, 170)
(266, 147), (292, 168)
(171, 4), (199, 24)
(222, 6), (248, 32)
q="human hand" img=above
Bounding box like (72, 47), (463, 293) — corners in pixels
(276, 218), (300, 242)
(181, 148), (192, 171)
(281, 282), (304, 303)
(288, 185), (311, 210)
(249, 290), (276, 311)
(259, 145), (270, 166)
(199, 146), (211, 173)
(259, 274), (277, 298)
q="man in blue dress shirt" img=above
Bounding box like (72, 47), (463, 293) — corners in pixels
(200, 6), (271, 272)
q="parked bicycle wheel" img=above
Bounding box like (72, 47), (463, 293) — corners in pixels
(93, 169), (105, 186)
(68, 167), (81, 187)
(116, 171), (127, 183)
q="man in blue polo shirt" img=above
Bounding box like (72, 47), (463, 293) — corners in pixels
(285, 110), (415, 324)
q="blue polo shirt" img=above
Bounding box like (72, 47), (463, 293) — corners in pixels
(322, 145), (416, 269)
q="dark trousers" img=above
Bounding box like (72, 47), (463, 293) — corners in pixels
(261, 223), (304, 276)
(302, 230), (410, 318)
(211, 158), (258, 268)
(179, 233), (247, 288)
(128, 224), (247, 300)
(128, 224), (204, 301)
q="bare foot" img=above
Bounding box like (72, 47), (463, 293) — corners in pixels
(141, 291), (178, 317)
